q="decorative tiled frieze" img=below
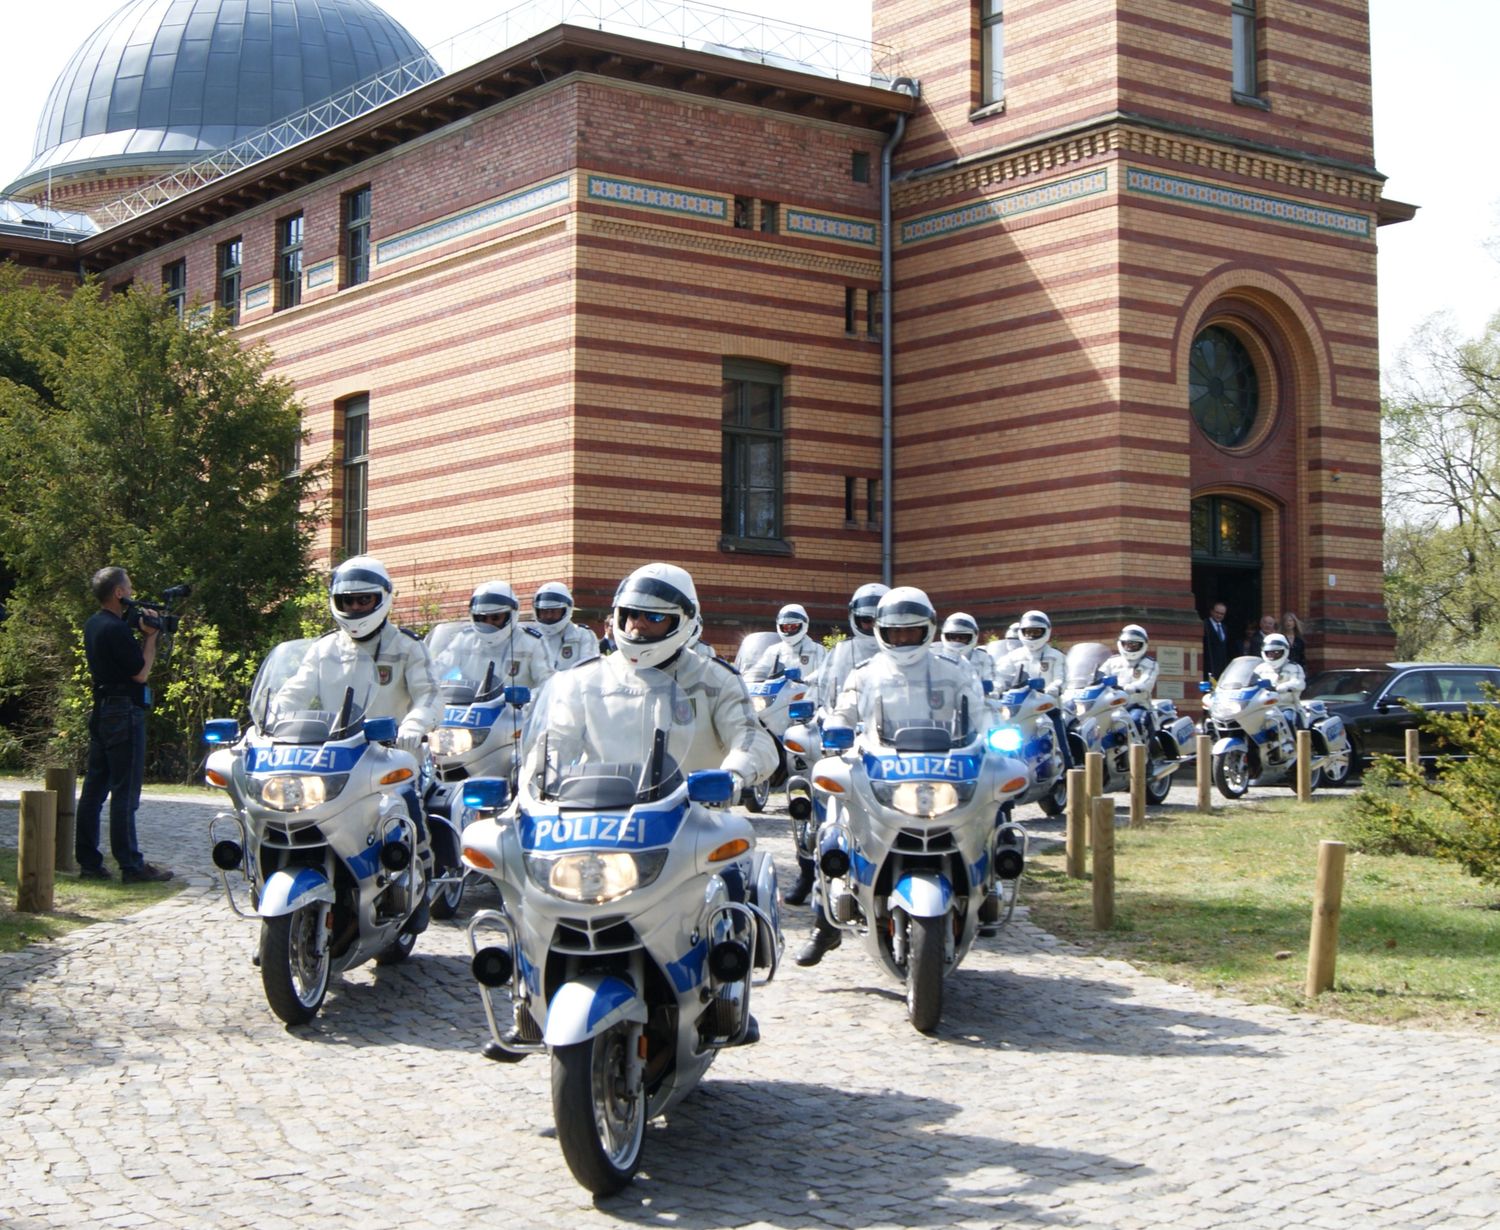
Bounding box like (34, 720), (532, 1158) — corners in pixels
(900, 169), (1109, 245)
(1125, 168), (1371, 238)
(785, 208), (877, 246)
(376, 176), (571, 264)
(585, 175), (727, 220)
(305, 260), (335, 289)
(243, 283), (271, 311)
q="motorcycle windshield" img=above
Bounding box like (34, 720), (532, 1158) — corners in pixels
(1065, 642), (1113, 689)
(532, 665), (695, 807)
(870, 671), (974, 749)
(1217, 656), (1264, 691)
(734, 631), (779, 675)
(427, 620), (510, 702)
(250, 637), (376, 743)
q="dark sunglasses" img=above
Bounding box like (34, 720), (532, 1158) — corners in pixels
(334, 592), (379, 611)
(476, 611), (511, 626)
(620, 608), (671, 626)
(1020, 627), (1047, 639)
(853, 616), (875, 633)
(942, 632), (973, 642)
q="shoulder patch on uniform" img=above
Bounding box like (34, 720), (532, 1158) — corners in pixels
(523, 625), (544, 638)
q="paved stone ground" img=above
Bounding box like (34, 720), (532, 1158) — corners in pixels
(3, 780), (1499, 1229)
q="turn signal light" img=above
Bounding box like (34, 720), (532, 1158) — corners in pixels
(814, 776), (845, 794)
(784, 739), (807, 754)
(379, 767), (414, 785)
(708, 838), (750, 862)
(205, 769), (229, 787)
(463, 846), (496, 870)
(1001, 776), (1028, 794)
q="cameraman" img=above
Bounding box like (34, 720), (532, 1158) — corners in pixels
(75, 567), (173, 883)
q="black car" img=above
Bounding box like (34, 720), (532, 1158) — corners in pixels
(1303, 662), (1500, 776)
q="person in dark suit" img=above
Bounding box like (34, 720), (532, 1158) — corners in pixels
(1203, 601), (1232, 679)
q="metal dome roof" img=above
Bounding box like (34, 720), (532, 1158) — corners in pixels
(11, 0), (436, 191)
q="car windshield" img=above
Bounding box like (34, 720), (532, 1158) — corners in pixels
(1304, 669), (1391, 704)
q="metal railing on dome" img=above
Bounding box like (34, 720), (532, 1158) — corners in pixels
(0, 197), (98, 239)
(93, 0), (901, 229)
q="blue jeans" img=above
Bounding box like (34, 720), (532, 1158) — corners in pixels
(75, 700), (147, 874)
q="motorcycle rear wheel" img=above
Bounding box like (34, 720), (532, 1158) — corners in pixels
(552, 1026), (646, 1196)
(260, 907), (330, 1025)
(1037, 776), (1067, 816)
(1145, 763), (1174, 806)
(740, 778), (771, 813)
(906, 913), (946, 1034)
(428, 871), (465, 921)
(1213, 748), (1251, 800)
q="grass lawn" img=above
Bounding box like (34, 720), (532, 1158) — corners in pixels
(1024, 794), (1500, 1032)
(0, 802), (183, 953)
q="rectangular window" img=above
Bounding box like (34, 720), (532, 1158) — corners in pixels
(844, 476), (857, 524)
(867, 290), (882, 340)
(844, 287), (858, 335)
(277, 212), (304, 310)
(1232, 0), (1258, 97)
(851, 151), (870, 183)
(340, 395), (369, 557)
(980, 0), (1004, 106)
(343, 185), (371, 287)
(867, 478), (881, 529)
(163, 259), (186, 319)
(760, 201), (779, 234)
(721, 360), (784, 546)
(733, 195), (753, 229)
(217, 238), (242, 324)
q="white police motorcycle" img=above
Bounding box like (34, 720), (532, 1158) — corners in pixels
(202, 638), (457, 1025)
(423, 620), (533, 917)
(1201, 655), (1351, 798)
(992, 677), (1069, 815)
(742, 664), (813, 812)
(808, 676), (1030, 1032)
(459, 667), (783, 1195)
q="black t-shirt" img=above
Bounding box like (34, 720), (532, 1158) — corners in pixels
(84, 609), (147, 707)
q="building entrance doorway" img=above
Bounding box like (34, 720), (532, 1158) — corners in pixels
(1192, 495), (1263, 654)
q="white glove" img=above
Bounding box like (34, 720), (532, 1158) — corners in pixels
(726, 773), (745, 801)
(396, 731), (423, 755)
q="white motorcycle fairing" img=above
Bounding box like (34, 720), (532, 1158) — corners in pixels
(890, 872), (952, 918)
(258, 867), (335, 917)
(544, 975), (650, 1047)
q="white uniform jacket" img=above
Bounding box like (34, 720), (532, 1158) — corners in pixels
(814, 635), (879, 712)
(1253, 660), (1307, 706)
(275, 625), (440, 742)
(995, 645), (1068, 695)
(1100, 654), (1159, 708)
(522, 619), (600, 671)
(529, 648), (778, 785)
(829, 648), (988, 738)
(746, 635), (826, 684)
(953, 645), (996, 689)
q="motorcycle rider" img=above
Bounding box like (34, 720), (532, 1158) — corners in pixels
(523, 582), (599, 671)
(941, 612), (995, 691)
(451, 580), (555, 691)
(796, 585), (986, 966)
(747, 603), (825, 682)
(1254, 633), (1307, 755)
(995, 609), (1073, 769)
(1101, 623), (1159, 742)
(274, 556), (439, 927)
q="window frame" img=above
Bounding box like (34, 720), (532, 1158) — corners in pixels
(162, 258), (186, 320)
(276, 212), (304, 311)
(342, 185), (371, 288)
(340, 394), (370, 558)
(217, 237), (242, 324)
(1231, 0), (1260, 101)
(720, 359), (789, 554)
(980, 0), (1005, 108)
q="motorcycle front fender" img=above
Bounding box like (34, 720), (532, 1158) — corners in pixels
(1212, 734), (1247, 758)
(258, 867), (334, 917)
(543, 975), (648, 1047)
(889, 872), (953, 919)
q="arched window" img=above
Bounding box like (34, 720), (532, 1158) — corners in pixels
(1189, 325), (1259, 448)
(1191, 496), (1259, 562)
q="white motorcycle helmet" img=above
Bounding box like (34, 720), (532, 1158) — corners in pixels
(1117, 623), (1149, 664)
(1017, 609), (1052, 659)
(611, 562), (701, 671)
(776, 603), (810, 647)
(1262, 633), (1290, 666)
(848, 582), (890, 644)
(874, 586), (936, 668)
(329, 555), (393, 641)
(941, 612), (980, 652)
(533, 582), (574, 636)
(470, 580), (519, 632)
(1006, 622), (1022, 640)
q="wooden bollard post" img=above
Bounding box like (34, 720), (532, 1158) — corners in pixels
(1084, 751), (1104, 845)
(1296, 730), (1313, 801)
(17, 790), (57, 913)
(45, 766), (77, 873)
(1091, 796), (1115, 930)
(1405, 728), (1420, 772)
(1129, 742), (1147, 827)
(1305, 840), (1347, 996)
(1196, 733), (1212, 812)
(1064, 768), (1087, 879)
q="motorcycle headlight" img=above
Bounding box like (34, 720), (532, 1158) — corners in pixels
(255, 773), (347, 811)
(752, 696), (770, 712)
(986, 726), (1023, 754)
(431, 726), (488, 756)
(523, 849), (669, 903)
(881, 781), (961, 817)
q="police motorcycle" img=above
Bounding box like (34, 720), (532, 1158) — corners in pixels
(422, 620), (533, 917)
(1200, 656), (1351, 799)
(201, 638), (455, 1025)
(459, 666), (783, 1196)
(993, 676), (1069, 816)
(807, 675), (1030, 1033)
(739, 664), (814, 813)
(1043, 643), (1184, 808)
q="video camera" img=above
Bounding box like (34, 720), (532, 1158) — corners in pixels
(125, 583), (192, 636)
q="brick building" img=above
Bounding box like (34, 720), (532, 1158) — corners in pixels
(1, 0), (1407, 702)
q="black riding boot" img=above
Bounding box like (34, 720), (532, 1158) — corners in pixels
(795, 910), (843, 966)
(783, 855), (815, 906)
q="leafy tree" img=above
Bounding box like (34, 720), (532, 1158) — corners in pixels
(0, 269), (323, 773)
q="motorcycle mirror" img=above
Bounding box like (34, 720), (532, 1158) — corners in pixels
(788, 700), (815, 722)
(982, 680), (993, 695)
(1100, 674), (1117, 688)
(202, 718), (239, 745)
(462, 777), (510, 811)
(783, 666), (802, 682)
(1198, 681), (1212, 693)
(1029, 677), (1044, 692)
(504, 685), (531, 707)
(363, 716), (399, 743)
(822, 726), (855, 751)
(686, 769), (736, 806)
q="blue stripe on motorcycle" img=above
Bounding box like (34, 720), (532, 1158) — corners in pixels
(519, 803), (685, 852)
(246, 743), (366, 773)
(665, 938), (708, 993)
(587, 979), (640, 1030)
(862, 752), (981, 783)
(346, 824), (407, 880)
(851, 846), (877, 887)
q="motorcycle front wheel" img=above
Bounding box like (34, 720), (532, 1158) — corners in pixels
(906, 913), (946, 1034)
(260, 907), (330, 1025)
(428, 870), (465, 921)
(1213, 748), (1251, 799)
(552, 1025), (646, 1196)
(1037, 775), (1068, 816)
(1145, 762), (1174, 806)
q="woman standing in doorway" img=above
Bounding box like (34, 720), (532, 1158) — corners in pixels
(1282, 612), (1307, 668)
